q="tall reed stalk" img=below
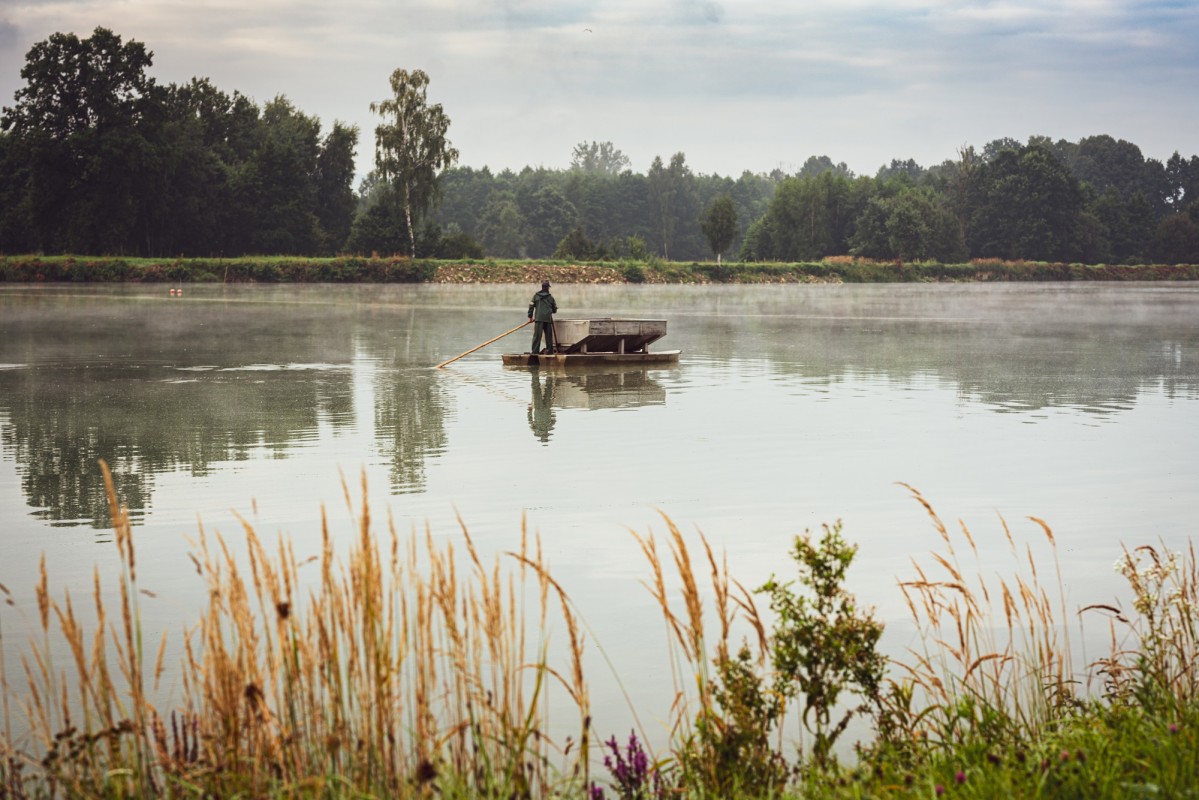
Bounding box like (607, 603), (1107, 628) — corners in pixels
(1089, 541), (1199, 711)
(631, 514), (782, 793)
(5, 472), (1196, 798)
(1, 462), (590, 797)
(889, 483), (1077, 743)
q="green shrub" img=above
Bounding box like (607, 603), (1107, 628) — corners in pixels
(252, 261), (282, 282)
(759, 521), (886, 768)
(554, 226), (598, 260)
(677, 644), (790, 796)
(620, 262), (646, 283)
(627, 235), (649, 261)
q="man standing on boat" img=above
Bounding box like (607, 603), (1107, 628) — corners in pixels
(528, 281), (558, 354)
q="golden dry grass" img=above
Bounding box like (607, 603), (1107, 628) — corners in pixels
(3, 471), (1196, 796)
(1087, 541), (1199, 707)
(2, 462), (590, 797)
(890, 483), (1076, 740)
(631, 514), (774, 763)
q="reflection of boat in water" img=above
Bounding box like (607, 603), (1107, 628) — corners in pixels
(525, 366), (669, 441)
(550, 368), (667, 410)
(502, 318), (680, 367)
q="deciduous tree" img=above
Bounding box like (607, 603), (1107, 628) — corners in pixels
(701, 194), (738, 263)
(967, 144), (1085, 261)
(647, 153), (699, 259)
(797, 155), (853, 179)
(762, 172), (859, 261)
(370, 68), (458, 256)
(0, 131), (34, 251)
(315, 122), (359, 253)
(1164, 152), (1199, 213)
(1, 26), (157, 253)
(738, 216), (775, 262)
(553, 226), (598, 260)
(1152, 211), (1199, 264)
(476, 191), (528, 258)
(525, 185), (579, 257)
(570, 140), (630, 175)
(2, 26), (154, 141)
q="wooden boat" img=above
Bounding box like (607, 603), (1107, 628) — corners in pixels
(502, 318), (681, 367)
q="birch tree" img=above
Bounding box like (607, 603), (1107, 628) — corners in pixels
(370, 68), (458, 256)
(701, 194), (738, 263)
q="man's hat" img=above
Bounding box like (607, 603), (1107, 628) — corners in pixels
(541, 281), (551, 289)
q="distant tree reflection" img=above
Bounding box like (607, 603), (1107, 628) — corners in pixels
(0, 365), (354, 528)
(374, 369), (448, 493)
(0, 299), (356, 528)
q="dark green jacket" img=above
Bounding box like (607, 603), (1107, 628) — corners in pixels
(528, 290), (558, 322)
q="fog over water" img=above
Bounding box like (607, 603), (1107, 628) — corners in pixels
(1, 282), (1197, 747)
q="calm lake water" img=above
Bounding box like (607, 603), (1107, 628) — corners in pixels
(2, 281), (1197, 745)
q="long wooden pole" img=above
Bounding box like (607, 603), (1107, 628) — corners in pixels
(436, 320), (531, 369)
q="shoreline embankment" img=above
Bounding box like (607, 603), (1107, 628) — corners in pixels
(3, 254), (1199, 284)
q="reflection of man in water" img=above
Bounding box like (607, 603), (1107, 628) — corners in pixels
(527, 370), (557, 442)
(527, 280), (558, 354)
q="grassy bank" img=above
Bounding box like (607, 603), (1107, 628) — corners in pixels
(1, 471), (1195, 798)
(3, 254), (1199, 285)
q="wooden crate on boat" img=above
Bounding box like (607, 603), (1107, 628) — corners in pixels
(553, 318), (667, 354)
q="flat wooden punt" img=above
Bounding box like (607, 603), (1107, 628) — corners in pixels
(502, 318), (681, 367)
(502, 350), (681, 367)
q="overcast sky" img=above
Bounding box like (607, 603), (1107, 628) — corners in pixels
(2, 1), (1197, 181)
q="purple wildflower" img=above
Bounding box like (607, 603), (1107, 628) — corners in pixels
(597, 731), (665, 800)
(955, 770), (967, 784)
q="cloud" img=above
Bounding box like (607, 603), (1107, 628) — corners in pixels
(0, 20), (16, 51)
(0, 0), (1195, 177)
(679, 0), (725, 25)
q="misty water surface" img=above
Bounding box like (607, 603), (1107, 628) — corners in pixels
(1, 281), (1197, 743)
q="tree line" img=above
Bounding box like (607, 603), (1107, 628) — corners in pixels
(3, 27), (1199, 264)
(430, 140), (1199, 265)
(0, 28), (357, 257)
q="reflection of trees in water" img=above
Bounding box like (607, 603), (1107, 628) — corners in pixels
(1, 404), (147, 529)
(354, 307), (452, 494)
(0, 298), (356, 528)
(673, 284), (1199, 415)
(0, 367), (354, 528)
(734, 318), (1199, 416)
(950, 330), (1193, 414)
(374, 370), (448, 493)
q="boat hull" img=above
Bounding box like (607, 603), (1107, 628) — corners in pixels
(502, 350), (681, 368)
